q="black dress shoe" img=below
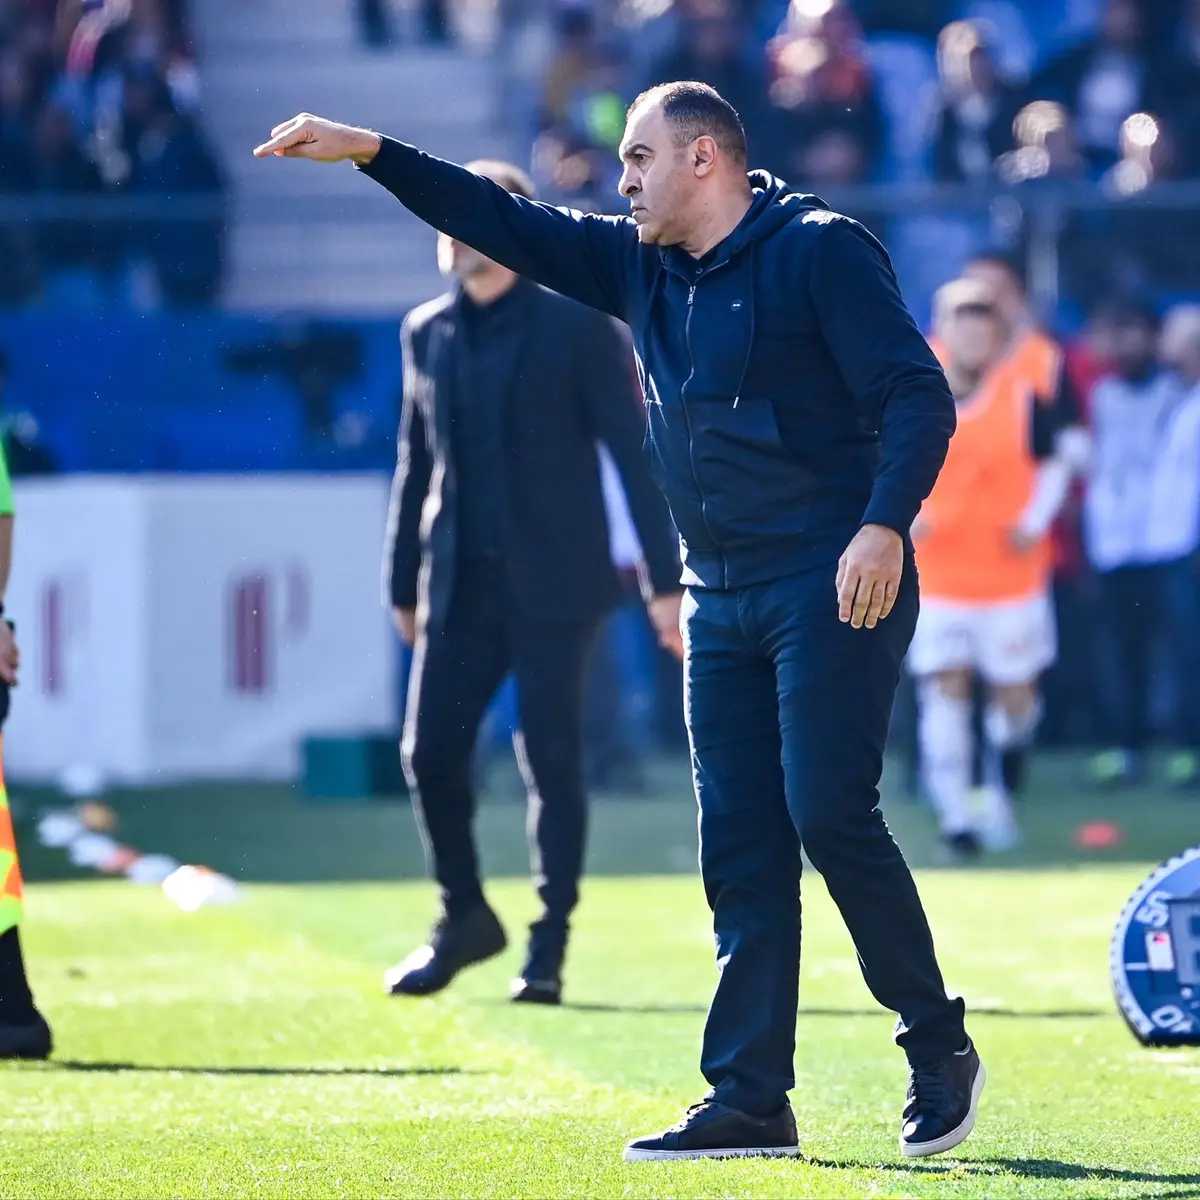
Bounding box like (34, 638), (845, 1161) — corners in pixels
(901, 1038), (985, 1158)
(384, 906), (506, 997)
(0, 1010), (52, 1061)
(624, 1100), (800, 1161)
(509, 976), (562, 1005)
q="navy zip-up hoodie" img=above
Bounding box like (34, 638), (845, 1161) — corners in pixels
(360, 138), (955, 589)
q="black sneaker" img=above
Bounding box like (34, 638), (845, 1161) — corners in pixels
(624, 1100), (800, 1161)
(900, 1038), (985, 1158)
(942, 831), (982, 865)
(509, 977), (562, 1005)
(510, 921), (565, 1006)
(384, 906), (507, 997)
(0, 1010), (52, 1061)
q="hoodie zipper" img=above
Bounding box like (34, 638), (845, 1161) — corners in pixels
(681, 275), (726, 587)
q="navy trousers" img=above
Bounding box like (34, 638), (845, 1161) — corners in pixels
(682, 558), (967, 1117)
(402, 560), (596, 939)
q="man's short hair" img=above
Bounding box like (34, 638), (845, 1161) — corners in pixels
(966, 251), (1026, 293)
(465, 159), (537, 201)
(935, 277), (999, 322)
(628, 81), (748, 167)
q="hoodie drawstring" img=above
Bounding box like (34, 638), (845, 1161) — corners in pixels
(732, 245), (756, 409)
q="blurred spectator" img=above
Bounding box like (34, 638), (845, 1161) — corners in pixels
(532, 10), (627, 207)
(0, 0), (216, 308)
(1082, 298), (1180, 786)
(1027, 0), (1163, 174)
(996, 100), (1086, 184)
(1160, 0), (1200, 175)
(540, 7), (600, 131)
(646, 2), (770, 157)
(855, 0), (953, 40)
(357, 0), (394, 47)
(765, 0), (884, 184)
(1148, 303), (1200, 788)
(0, 349), (57, 475)
(930, 21), (1020, 183)
(1101, 110), (1180, 197)
(122, 69), (224, 306)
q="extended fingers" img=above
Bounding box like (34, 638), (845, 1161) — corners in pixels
(254, 117), (308, 158)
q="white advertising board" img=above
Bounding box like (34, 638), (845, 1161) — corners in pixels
(5, 475), (396, 784)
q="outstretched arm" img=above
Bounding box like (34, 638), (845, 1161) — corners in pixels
(254, 115), (635, 319)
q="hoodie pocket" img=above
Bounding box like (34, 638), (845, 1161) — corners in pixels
(686, 391), (815, 543)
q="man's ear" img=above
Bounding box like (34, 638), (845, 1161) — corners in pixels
(693, 135), (719, 178)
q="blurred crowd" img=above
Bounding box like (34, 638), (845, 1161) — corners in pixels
(510, 0), (1200, 320)
(0, 0), (223, 308)
(520, 0), (1198, 197)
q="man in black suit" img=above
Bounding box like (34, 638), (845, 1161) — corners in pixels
(383, 160), (682, 1006)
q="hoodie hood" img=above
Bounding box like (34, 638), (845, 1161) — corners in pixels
(679, 171), (829, 271)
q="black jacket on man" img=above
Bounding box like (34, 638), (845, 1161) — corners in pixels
(385, 276), (680, 631)
(361, 140), (955, 591)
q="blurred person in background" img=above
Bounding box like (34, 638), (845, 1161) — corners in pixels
(0, 46), (42, 302)
(356, 0), (394, 47)
(0, 432), (51, 1061)
(961, 253), (1090, 770)
(121, 68), (224, 305)
(1083, 299), (1180, 787)
(1160, 0), (1200, 176)
(380, 161), (682, 1007)
(911, 278), (1077, 860)
(532, 9), (627, 208)
(1027, 0), (1164, 175)
(764, 0), (884, 185)
(1146, 304), (1200, 792)
(930, 21), (1020, 184)
(646, 0), (771, 162)
(995, 99), (1086, 184)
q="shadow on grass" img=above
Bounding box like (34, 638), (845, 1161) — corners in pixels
(52, 1061), (473, 1079)
(809, 1156), (1200, 1187)
(557, 1003), (1109, 1019)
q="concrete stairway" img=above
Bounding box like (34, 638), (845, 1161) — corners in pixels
(192, 0), (512, 313)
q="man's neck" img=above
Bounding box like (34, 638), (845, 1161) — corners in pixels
(681, 189), (754, 258)
(461, 268), (519, 306)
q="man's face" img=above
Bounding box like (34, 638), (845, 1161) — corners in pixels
(940, 307), (1006, 374)
(437, 234), (497, 280)
(963, 261), (1025, 327)
(618, 102), (696, 246)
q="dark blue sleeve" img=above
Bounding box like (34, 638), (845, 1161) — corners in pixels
(808, 218), (956, 537)
(358, 137), (635, 320)
(384, 316), (431, 610)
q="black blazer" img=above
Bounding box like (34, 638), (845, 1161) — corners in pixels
(385, 278), (680, 631)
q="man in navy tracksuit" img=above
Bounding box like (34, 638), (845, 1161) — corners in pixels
(256, 81), (984, 1161)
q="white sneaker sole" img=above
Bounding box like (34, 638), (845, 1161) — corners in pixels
(900, 1061), (986, 1158)
(624, 1145), (802, 1162)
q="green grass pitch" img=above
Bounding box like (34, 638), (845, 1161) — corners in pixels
(4, 864), (1200, 1198)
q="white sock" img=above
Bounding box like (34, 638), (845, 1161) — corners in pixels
(918, 682), (974, 838)
(977, 700), (1041, 850)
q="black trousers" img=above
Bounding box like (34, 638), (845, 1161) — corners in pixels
(1096, 565), (1164, 753)
(402, 559), (597, 938)
(685, 565), (965, 1116)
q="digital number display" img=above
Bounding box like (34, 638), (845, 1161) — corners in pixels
(1170, 899), (1200, 986)
(1112, 845), (1200, 1045)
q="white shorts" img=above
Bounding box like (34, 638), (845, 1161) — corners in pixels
(907, 591), (1057, 685)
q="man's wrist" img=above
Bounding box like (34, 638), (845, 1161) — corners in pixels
(349, 130), (383, 166)
(860, 522), (903, 541)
